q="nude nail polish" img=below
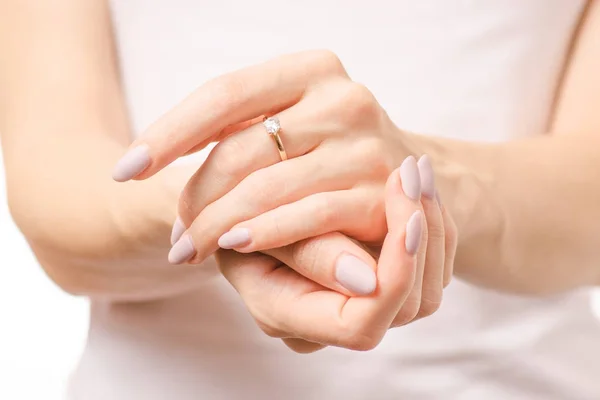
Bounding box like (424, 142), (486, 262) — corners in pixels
(218, 228), (251, 249)
(399, 156), (421, 201)
(112, 144), (151, 182)
(170, 217), (186, 245)
(417, 154), (436, 199)
(168, 234), (196, 264)
(405, 211), (423, 255)
(335, 254), (377, 296)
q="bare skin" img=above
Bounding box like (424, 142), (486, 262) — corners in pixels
(1, 0), (599, 351)
(0, 0), (206, 301)
(122, 2), (600, 297)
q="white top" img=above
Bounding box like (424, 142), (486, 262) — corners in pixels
(68, 1), (600, 399)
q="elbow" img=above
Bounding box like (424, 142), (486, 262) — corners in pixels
(7, 191), (146, 301)
(9, 201), (215, 302)
(21, 241), (215, 303)
(28, 248), (94, 298)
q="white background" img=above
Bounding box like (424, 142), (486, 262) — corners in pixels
(1, 148), (600, 399)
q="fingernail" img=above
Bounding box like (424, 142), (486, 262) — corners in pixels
(335, 254), (377, 296)
(218, 228), (251, 249)
(417, 154), (435, 199)
(170, 217), (186, 245)
(405, 210), (423, 255)
(399, 156), (421, 200)
(112, 144), (151, 182)
(168, 234), (196, 264)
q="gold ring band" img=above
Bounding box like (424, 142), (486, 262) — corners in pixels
(263, 116), (288, 161)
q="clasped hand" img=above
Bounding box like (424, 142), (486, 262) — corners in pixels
(113, 50), (457, 353)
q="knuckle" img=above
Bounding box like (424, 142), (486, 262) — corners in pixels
(352, 138), (394, 178)
(339, 83), (381, 125)
(342, 330), (383, 351)
(392, 299), (421, 327)
(427, 221), (446, 241)
(177, 190), (196, 225)
(313, 195), (340, 227)
(256, 320), (284, 339)
(366, 196), (386, 227)
(212, 137), (248, 179)
(242, 170), (281, 211)
(290, 237), (325, 278)
(263, 212), (284, 244)
(417, 296), (442, 319)
(352, 193), (386, 242)
(337, 317), (386, 351)
(308, 49), (346, 76)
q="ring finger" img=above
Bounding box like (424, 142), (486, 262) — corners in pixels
(172, 146), (367, 263)
(177, 94), (335, 228)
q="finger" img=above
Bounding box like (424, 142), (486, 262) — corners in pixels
(219, 201), (419, 351)
(218, 247), (353, 345)
(112, 50), (347, 182)
(174, 148), (363, 264)
(182, 115), (265, 156)
(177, 99), (329, 225)
(440, 198), (458, 288)
(330, 161), (423, 349)
(218, 188), (385, 253)
(219, 160), (422, 350)
(271, 164), (422, 345)
(179, 79), (385, 222)
(389, 156), (428, 327)
(413, 155), (445, 320)
(266, 232), (378, 297)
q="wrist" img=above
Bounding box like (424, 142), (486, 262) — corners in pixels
(400, 132), (506, 280)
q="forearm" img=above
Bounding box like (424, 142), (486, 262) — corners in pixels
(0, 0), (210, 301)
(404, 2), (600, 295)
(408, 133), (600, 294)
(0, 0), (129, 142)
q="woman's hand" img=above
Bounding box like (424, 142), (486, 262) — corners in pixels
(112, 51), (411, 253)
(113, 50), (428, 274)
(216, 164), (456, 353)
(112, 50), (458, 302)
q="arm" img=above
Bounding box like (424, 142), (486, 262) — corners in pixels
(409, 0), (600, 294)
(0, 0), (210, 301)
(106, 6), (599, 298)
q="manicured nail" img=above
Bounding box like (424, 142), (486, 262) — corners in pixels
(405, 210), (423, 255)
(218, 228), (251, 249)
(417, 154), (435, 199)
(168, 234), (196, 264)
(170, 217), (186, 245)
(112, 144), (151, 182)
(398, 156), (421, 200)
(335, 254), (377, 296)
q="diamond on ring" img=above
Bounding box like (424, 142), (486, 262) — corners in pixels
(263, 117), (281, 135)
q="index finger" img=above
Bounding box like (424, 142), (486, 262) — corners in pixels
(219, 163), (423, 350)
(111, 50), (347, 182)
